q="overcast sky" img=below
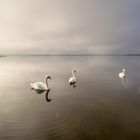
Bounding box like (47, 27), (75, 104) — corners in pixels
(0, 0), (140, 54)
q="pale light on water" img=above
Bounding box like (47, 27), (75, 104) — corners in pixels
(0, 56), (140, 139)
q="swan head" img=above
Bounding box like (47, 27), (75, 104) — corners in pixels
(72, 70), (76, 73)
(45, 75), (52, 80)
(123, 69), (126, 72)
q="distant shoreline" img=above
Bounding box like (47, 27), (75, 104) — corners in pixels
(1, 54), (140, 56)
(127, 54), (140, 56)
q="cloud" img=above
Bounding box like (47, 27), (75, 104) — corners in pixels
(0, 0), (139, 54)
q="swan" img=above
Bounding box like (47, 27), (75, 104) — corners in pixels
(69, 70), (76, 85)
(119, 69), (126, 79)
(30, 75), (51, 91)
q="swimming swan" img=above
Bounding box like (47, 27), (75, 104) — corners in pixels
(119, 69), (126, 79)
(30, 75), (51, 91)
(69, 70), (76, 84)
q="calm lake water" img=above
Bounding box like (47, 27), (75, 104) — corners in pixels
(0, 56), (140, 140)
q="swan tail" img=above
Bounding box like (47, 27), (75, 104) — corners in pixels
(30, 83), (35, 89)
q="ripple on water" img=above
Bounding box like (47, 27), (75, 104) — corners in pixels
(0, 89), (128, 139)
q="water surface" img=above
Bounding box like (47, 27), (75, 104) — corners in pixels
(0, 56), (140, 140)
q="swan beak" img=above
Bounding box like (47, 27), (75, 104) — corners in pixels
(49, 76), (52, 80)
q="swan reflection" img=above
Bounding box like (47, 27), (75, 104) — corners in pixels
(31, 89), (45, 94)
(30, 88), (52, 102)
(69, 82), (77, 88)
(121, 77), (126, 86)
(45, 90), (52, 102)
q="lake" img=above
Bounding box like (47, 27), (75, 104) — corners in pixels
(0, 56), (140, 140)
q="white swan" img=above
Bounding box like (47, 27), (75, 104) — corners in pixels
(30, 75), (51, 91)
(119, 69), (126, 79)
(69, 70), (76, 84)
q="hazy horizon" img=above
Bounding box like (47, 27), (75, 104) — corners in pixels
(1, 53), (140, 56)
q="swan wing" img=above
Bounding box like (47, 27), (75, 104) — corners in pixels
(119, 73), (122, 78)
(119, 73), (125, 78)
(69, 77), (76, 83)
(30, 82), (47, 90)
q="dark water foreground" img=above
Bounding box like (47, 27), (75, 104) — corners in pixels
(0, 56), (140, 140)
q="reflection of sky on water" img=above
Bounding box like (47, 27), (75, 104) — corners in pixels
(0, 56), (140, 139)
(0, 56), (140, 91)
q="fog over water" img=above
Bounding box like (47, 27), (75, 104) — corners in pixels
(0, 0), (140, 54)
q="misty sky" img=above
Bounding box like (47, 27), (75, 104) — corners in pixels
(0, 0), (140, 54)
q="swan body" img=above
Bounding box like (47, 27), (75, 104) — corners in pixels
(30, 82), (47, 91)
(119, 69), (126, 79)
(69, 70), (76, 84)
(30, 75), (51, 91)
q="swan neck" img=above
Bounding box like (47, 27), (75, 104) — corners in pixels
(72, 71), (75, 78)
(45, 77), (49, 88)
